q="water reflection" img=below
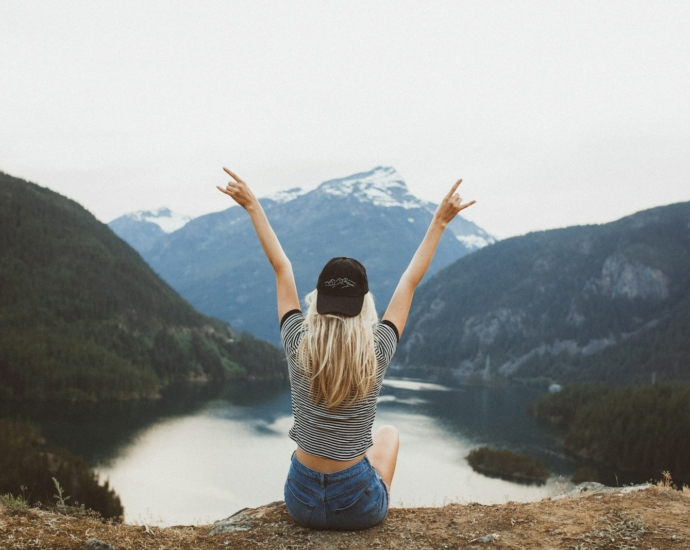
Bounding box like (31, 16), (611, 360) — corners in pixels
(396, 384), (576, 472)
(381, 379), (451, 392)
(0, 382), (288, 466)
(3, 379), (584, 526)
(88, 379), (575, 525)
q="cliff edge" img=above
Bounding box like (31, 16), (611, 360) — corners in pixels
(1, 483), (688, 549)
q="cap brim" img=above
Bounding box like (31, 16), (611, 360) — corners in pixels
(316, 293), (365, 317)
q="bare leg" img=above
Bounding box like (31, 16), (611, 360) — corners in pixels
(367, 425), (399, 490)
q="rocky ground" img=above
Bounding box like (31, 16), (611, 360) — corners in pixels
(1, 482), (688, 549)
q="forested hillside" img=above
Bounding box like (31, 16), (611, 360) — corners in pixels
(401, 202), (690, 384)
(529, 384), (690, 483)
(0, 172), (285, 401)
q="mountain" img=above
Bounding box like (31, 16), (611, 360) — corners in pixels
(109, 207), (192, 254)
(110, 167), (495, 343)
(400, 202), (690, 385)
(0, 171), (285, 401)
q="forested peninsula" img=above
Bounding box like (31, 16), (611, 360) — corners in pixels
(0, 172), (286, 401)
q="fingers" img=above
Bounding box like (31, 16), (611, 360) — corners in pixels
(216, 185), (233, 196)
(447, 192), (462, 208)
(443, 179), (475, 214)
(446, 178), (462, 199)
(223, 167), (245, 184)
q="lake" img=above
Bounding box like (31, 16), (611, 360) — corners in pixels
(2, 379), (584, 526)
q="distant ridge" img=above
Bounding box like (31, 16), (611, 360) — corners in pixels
(402, 201), (690, 385)
(0, 171), (285, 401)
(109, 207), (192, 254)
(111, 166), (495, 343)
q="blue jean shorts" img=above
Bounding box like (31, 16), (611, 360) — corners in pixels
(284, 452), (389, 530)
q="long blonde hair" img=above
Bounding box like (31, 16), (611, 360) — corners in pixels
(297, 289), (378, 408)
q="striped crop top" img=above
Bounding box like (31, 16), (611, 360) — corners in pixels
(280, 309), (399, 461)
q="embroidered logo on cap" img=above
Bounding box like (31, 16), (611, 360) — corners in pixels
(324, 278), (355, 289)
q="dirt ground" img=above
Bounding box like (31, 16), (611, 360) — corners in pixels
(1, 483), (688, 549)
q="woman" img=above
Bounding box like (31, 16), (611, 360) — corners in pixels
(217, 168), (475, 530)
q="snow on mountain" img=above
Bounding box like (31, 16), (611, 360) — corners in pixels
(109, 208), (193, 255)
(318, 166), (426, 210)
(127, 207), (192, 233)
(265, 187), (307, 204)
(454, 233), (493, 249)
(315, 166), (496, 251)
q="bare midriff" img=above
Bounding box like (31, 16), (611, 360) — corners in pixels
(295, 447), (365, 473)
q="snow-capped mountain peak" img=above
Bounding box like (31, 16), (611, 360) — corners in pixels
(265, 187), (307, 204)
(126, 207), (192, 233)
(318, 166), (426, 210)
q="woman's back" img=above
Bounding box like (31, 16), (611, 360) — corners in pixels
(281, 308), (398, 461)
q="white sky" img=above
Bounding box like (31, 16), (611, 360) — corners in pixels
(1, 1), (689, 238)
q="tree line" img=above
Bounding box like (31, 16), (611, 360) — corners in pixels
(0, 418), (123, 519)
(529, 384), (690, 484)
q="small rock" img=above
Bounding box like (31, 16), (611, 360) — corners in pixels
(555, 482), (651, 500)
(210, 501), (285, 535)
(576, 482), (606, 493)
(210, 508), (253, 533)
(86, 538), (115, 550)
(471, 533), (500, 543)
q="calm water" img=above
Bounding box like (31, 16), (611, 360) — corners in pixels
(3, 380), (585, 526)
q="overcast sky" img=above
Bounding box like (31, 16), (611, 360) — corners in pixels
(2, 1), (689, 238)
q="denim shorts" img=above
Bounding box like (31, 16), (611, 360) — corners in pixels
(284, 452), (389, 530)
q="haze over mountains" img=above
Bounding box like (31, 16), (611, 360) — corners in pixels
(110, 167), (495, 343)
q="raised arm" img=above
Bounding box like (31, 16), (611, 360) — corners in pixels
(383, 179), (475, 336)
(217, 168), (300, 321)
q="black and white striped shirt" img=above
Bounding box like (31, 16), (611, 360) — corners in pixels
(280, 310), (399, 461)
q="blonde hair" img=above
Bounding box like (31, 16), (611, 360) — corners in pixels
(297, 289), (378, 408)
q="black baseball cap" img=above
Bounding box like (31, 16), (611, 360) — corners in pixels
(316, 257), (369, 317)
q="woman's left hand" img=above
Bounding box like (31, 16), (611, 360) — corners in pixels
(433, 179), (476, 227)
(216, 167), (259, 210)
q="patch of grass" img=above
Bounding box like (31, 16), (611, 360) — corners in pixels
(0, 492), (30, 513)
(573, 508), (646, 550)
(52, 477), (70, 508)
(49, 477), (102, 520)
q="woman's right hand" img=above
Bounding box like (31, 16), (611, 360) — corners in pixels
(216, 167), (259, 211)
(433, 179), (476, 227)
